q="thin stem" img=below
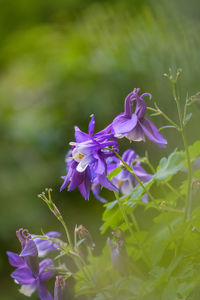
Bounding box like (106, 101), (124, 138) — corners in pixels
(188, 180), (194, 219)
(147, 106), (180, 130)
(165, 182), (184, 200)
(172, 82), (192, 222)
(144, 155), (184, 200)
(130, 213), (140, 232)
(114, 190), (134, 236)
(159, 206), (184, 214)
(60, 218), (73, 249)
(144, 156), (156, 173)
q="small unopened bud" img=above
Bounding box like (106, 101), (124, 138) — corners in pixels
(76, 225), (95, 250)
(54, 276), (67, 300)
(108, 228), (130, 276)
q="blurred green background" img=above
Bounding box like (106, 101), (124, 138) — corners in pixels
(1, 0), (200, 299)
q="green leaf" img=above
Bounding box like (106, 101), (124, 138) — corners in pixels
(184, 112), (192, 125)
(154, 149), (184, 181)
(127, 179), (154, 207)
(105, 200), (118, 210)
(188, 140), (200, 162)
(159, 125), (176, 131)
(101, 201), (123, 233)
(107, 166), (122, 181)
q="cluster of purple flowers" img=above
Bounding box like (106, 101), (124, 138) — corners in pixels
(7, 229), (65, 300)
(61, 89), (166, 200)
(60, 114), (118, 200)
(7, 88), (167, 299)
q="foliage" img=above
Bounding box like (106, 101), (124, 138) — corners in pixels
(6, 69), (200, 300)
(2, 0), (200, 299)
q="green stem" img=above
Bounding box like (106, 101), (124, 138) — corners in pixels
(147, 106), (180, 130)
(159, 206), (184, 214)
(172, 82), (192, 222)
(145, 156), (184, 200)
(130, 213), (140, 232)
(114, 190), (134, 236)
(60, 218), (73, 249)
(188, 180), (194, 219)
(165, 182), (184, 200)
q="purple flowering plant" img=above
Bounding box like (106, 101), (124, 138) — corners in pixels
(7, 70), (200, 299)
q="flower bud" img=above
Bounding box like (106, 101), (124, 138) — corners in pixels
(54, 276), (67, 300)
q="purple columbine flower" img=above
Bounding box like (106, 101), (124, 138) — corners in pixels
(92, 149), (152, 202)
(108, 149), (152, 198)
(7, 228), (55, 300)
(112, 89), (167, 147)
(60, 115), (118, 200)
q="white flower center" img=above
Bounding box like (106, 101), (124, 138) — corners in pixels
(72, 147), (91, 172)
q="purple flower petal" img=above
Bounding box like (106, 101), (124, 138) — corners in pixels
(38, 282), (53, 300)
(135, 99), (147, 119)
(16, 229), (26, 248)
(11, 267), (35, 285)
(74, 126), (90, 143)
(133, 164), (152, 182)
(126, 123), (145, 141)
(140, 92), (152, 100)
(20, 239), (38, 257)
(46, 231), (61, 238)
(33, 232), (61, 257)
(60, 163), (76, 191)
(142, 193), (148, 203)
(7, 251), (25, 268)
(113, 113), (138, 136)
(78, 168), (91, 199)
(94, 156), (106, 175)
(68, 170), (85, 191)
(88, 114), (95, 135)
(140, 119), (167, 147)
(120, 179), (134, 195)
(98, 174), (118, 191)
(121, 150), (137, 165)
(91, 183), (107, 203)
(39, 259), (55, 282)
(124, 92), (136, 116)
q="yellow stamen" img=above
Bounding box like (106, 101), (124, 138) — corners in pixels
(117, 180), (124, 188)
(73, 153), (85, 160)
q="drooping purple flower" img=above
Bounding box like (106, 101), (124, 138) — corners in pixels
(92, 149), (152, 202)
(32, 231), (61, 257)
(112, 89), (167, 147)
(93, 149), (152, 202)
(7, 228), (55, 300)
(109, 149), (152, 196)
(54, 276), (68, 300)
(60, 115), (118, 200)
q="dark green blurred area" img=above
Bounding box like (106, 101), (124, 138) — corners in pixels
(1, 0), (200, 299)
